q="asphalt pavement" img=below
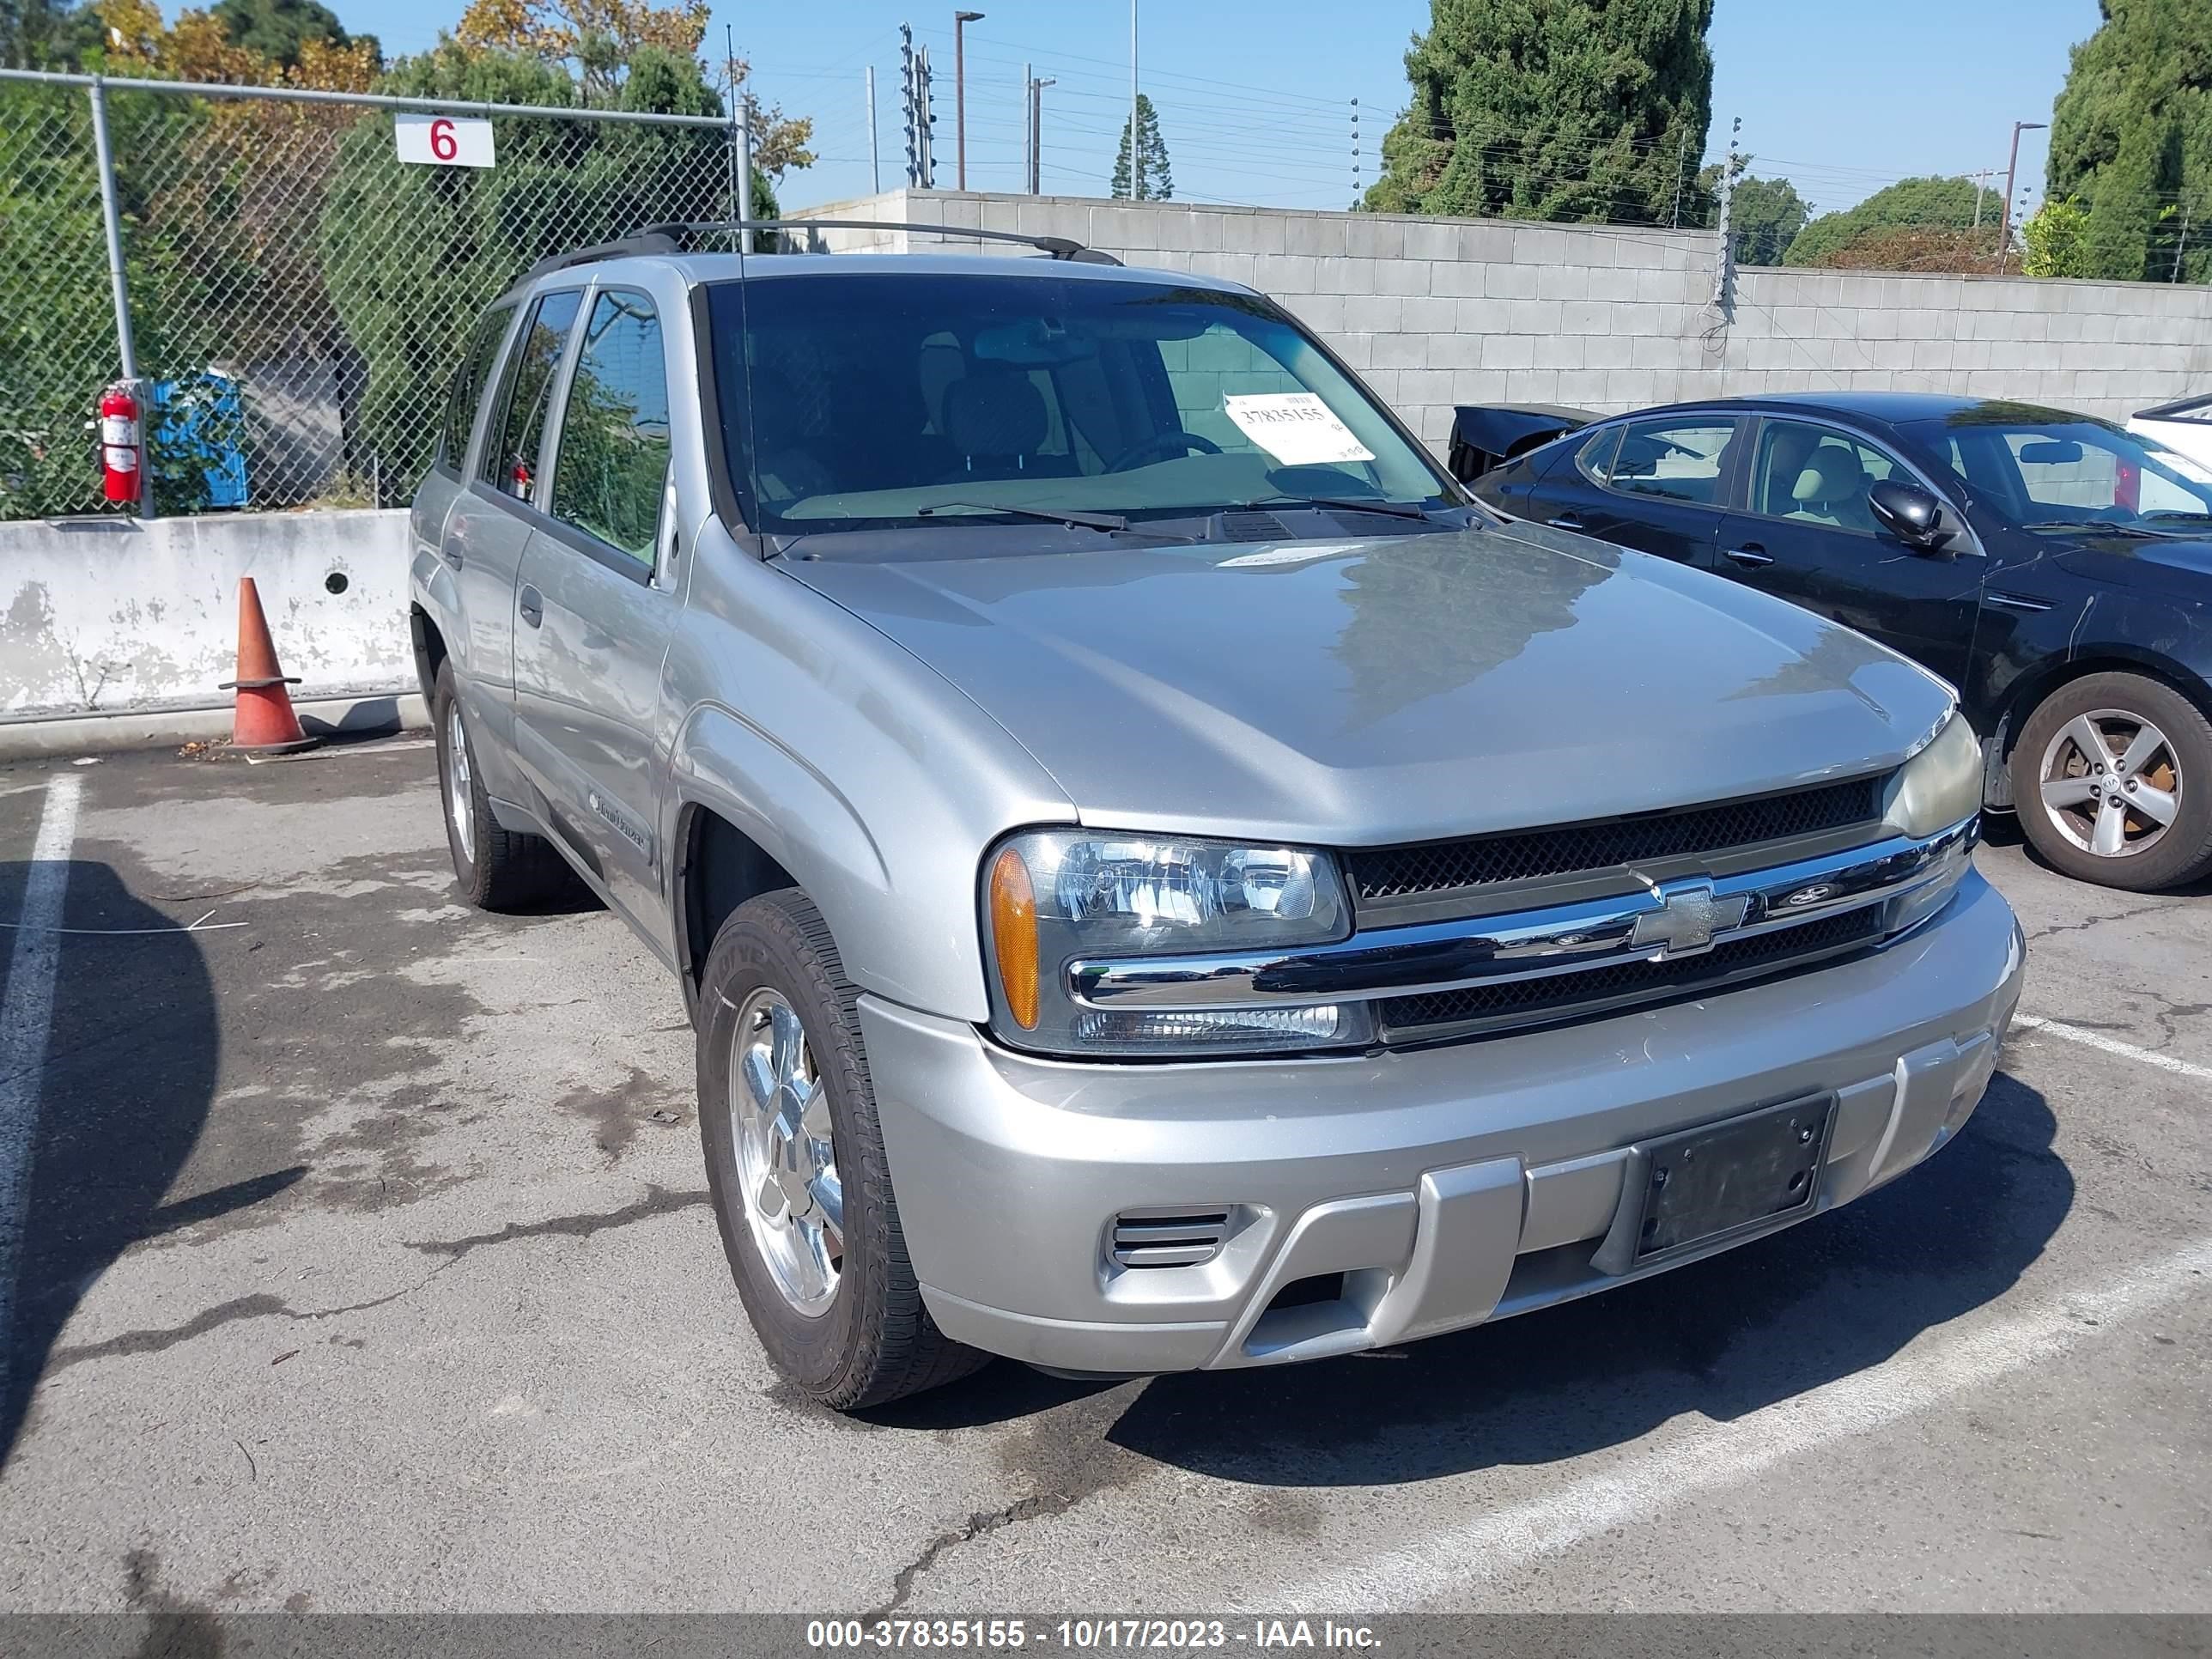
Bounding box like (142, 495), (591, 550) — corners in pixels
(0, 735), (2203, 1617)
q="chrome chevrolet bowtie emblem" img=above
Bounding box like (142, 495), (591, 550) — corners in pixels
(1629, 878), (1751, 957)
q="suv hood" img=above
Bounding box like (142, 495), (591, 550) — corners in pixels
(786, 525), (1954, 846)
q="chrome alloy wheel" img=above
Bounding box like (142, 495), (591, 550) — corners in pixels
(728, 987), (843, 1316)
(446, 703), (475, 853)
(2039, 708), (2183, 860)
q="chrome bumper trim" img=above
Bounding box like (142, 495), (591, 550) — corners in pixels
(1068, 817), (1978, 1012)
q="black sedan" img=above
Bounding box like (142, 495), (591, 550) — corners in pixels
(1466, 393), (2212, 891)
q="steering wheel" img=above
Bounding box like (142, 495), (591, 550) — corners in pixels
(1104, 429), (1223, 473)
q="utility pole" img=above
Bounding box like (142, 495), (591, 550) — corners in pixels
(1970, 167), (1992, 232)
(954, 10), (983, 191)
(1022, 62), (1030, 193)
(1128, 0), (1139, 200)
(2174, 200), (2192, 283)
(1029, 73), (1054, 193)
(2000, 119), (2047, 257)
(866, 64), (879, 194)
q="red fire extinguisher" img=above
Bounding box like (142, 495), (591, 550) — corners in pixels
(100, 382), (141, 506)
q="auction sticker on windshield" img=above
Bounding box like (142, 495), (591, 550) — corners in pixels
(1224, 392), (1376, 466)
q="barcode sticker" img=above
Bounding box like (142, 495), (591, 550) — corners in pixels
(1223, 392), (1376, 465)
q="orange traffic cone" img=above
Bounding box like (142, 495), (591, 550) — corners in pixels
(220, 577), (317, 755)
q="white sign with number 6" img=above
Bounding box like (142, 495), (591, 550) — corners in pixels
(394, 112), (495, 168)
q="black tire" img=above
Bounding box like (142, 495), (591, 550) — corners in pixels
(432, 660), (568, 910)
(696, 889), (986, 1409)
(2011, 671), (2212, 891)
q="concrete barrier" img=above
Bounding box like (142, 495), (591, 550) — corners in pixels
(0, 507), (416, 753)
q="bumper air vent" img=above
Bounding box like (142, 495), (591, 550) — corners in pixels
(1110, 1208), (1232, 1269)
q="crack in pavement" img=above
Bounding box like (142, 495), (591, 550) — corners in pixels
(868, 1493), (1079, 1620)
(400, 1184), (709, 1258)
(2025, 901), (2169, 943)
(46, 1259), (458, 1376)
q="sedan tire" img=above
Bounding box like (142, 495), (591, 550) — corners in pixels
(696, 889), (987, 1408)
(2013, 672), (2212, 891)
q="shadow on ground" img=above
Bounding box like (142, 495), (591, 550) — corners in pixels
(1, 859), (243, 1468)
(869, 1071), (2070, 1492)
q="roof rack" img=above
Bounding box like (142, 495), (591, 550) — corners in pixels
(523, 218), (1121, 281)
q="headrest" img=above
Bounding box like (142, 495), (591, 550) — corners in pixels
(941, 368), (1048, 459)
(1793, 447), (1868, 504)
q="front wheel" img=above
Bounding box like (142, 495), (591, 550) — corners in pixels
(2011, 672), (2212, 891)
(696, 889), (985, 1408)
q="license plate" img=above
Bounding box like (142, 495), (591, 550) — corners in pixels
(1632, 1093), (1836, 1263)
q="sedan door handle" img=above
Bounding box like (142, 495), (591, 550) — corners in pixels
(1548, 514), (1584, 532)
(1723, 544), (1775, 567)
(441, 546), (464, 571)
(518, 586), (544, 628)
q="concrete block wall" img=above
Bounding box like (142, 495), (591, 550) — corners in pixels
(0, 508), (412, 720)
(790, 191), (2212, 450)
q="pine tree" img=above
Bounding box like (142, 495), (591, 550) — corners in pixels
(2048, 0), (2206, 282)
(1364, 0), (1712, 223)
(1111, 93), (1173, 201)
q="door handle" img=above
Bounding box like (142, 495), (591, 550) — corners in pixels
(441, 546), (464, 571)
(518, 586), (544, 628)
(1549, 514), (1584, 532)
(1723, 544), (1775, 567)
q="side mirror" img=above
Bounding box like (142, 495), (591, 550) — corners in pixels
(1869, 479), (1955, 556)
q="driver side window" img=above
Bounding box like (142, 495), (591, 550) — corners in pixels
(1746, 419), (1899, 537)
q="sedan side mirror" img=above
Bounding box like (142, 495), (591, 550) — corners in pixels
(1869, 479), (1955, 556)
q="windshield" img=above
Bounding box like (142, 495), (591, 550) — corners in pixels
(705, 270), (1454, 538)
(1909, 411), (2212, 532)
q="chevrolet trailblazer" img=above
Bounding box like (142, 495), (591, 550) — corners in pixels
(409, 223), (2024, 1408)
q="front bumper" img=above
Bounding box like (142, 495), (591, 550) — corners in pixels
(863, 870), (2025, 1374)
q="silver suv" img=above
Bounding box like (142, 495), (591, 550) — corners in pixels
(410, 224), (2025, 1408)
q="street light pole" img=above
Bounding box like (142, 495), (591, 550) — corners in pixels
(2001, 119), (2047, 256)
(954, 9), (983, 191)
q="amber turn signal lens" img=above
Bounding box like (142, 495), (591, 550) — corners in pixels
(988, 847), (1040, 1030)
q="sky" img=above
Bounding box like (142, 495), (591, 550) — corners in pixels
(349, 0), (2099, 222)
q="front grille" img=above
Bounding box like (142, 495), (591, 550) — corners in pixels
(1379, 905), (1885, 1042)
(1348, 775), (1885, 909)
(1110, 1208), (1231, 1269)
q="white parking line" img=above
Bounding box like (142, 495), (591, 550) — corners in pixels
(2012, 1014), (2212, 1085)
(1262, 1235), (2212, 1613)
(0, 774), (83, 1407)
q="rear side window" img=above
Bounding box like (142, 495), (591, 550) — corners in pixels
(550, 289), (672, 564)
(1608, 418), (1738, 505)
(482, 289), (583, 498)
(441, 305), (513, 471)
(1574, 425), (1621, 483)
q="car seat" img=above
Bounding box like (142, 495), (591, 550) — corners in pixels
(1788, 447), (1872, 531)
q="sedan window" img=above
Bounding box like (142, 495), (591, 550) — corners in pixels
(1607, 419), (1737, 505)
(1747, 420), (1900, 535)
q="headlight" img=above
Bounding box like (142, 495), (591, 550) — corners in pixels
(981, 830), (1370, 1057)
(1890, 709), (1983, 838)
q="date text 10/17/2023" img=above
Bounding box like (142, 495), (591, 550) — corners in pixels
(805, 1620), (1382, 1650)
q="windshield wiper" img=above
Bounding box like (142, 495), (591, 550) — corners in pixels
(916, 501), (1127, 532)
(1245, 495), (1440, 523)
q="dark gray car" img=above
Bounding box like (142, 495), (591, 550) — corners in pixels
(409, 233), (2022, 1408)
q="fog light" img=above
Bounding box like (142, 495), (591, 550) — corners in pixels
(1073, 1003), (1360, 1048)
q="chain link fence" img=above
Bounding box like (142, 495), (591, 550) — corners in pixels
(1, 72), (746, 520)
